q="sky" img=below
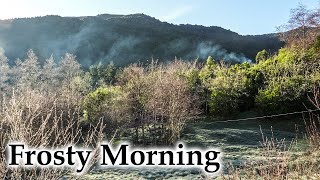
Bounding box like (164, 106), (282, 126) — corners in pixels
(0, 0), (319, 35)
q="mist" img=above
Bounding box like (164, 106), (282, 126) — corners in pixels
(0, 14), (278, 67)
(193, 42), (252, 63)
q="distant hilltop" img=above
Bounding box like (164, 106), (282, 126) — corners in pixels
(0, 14), (283, 67)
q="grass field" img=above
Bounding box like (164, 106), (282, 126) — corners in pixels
(81, 112), (308, 179)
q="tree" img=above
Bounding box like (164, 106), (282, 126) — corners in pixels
(58, 54), (82, 83)
(41, 55), (59, 91)
(0, 48), (10, 92)
(206, 56), (215, 66)
(12, 49), (40, 89)
(112, 62), (199, 145)
(255, 49), (268, 63)
(58, 53), (85, 105)
(83, 87), (121, 121)
(208, 63), (253, 116)
(89, 62), (117, 88)
(145, 62), (199, 144)
(199, 56), (217, 85)
(279, 4), (320, 50)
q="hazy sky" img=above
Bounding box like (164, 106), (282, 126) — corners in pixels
(0, 0), (318, 35)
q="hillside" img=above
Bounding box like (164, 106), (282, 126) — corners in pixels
(0, 14), (283, 67)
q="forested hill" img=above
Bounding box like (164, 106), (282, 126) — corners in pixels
(0, 14), (283, 67)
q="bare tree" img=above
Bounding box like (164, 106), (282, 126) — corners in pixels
(0, 89), (105, 179)
(118, 61), (199, 145)
(0, 51), (107, 179)
(279, 4), (320, 49)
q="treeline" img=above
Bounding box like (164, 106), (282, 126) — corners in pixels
(1, 36), (320, 146)
(84, 41), (320, 145)
(87, 39), (320, 115)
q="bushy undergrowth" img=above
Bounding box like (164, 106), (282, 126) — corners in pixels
(84, 61), (200, 145)
(218, 88), (320, 179)
(0, 51), (106, 179)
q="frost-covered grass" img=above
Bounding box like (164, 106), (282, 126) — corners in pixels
(83, 113), (308, 179)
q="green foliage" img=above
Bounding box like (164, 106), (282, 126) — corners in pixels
(252, 46), (317, 114)
(255, 75), (310, 114)
(89, 63), (117, 87)
(199, 56), (217, 85)
(197, 40), (320, 116)
(185, 69), (201, 90)
(304, 36), (320, 61)
(255, 49), (268, 63)
(206, 56), (215, 66)
(208, 62), (254, 116)
(82, 86), (122, 122)
(276, 48), (298, 64)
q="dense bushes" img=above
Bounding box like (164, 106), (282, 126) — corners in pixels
(83, 86), (123, 121)
(83, 62), (199, 145)
(197, 42), (320, 116)
(207, 62), (254, 115)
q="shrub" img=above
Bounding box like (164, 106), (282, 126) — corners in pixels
(83, 86), (123, 122)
